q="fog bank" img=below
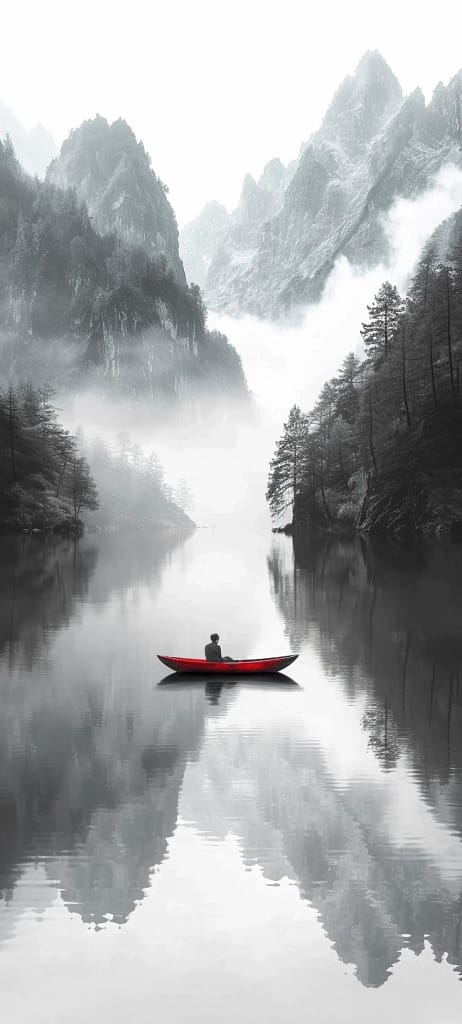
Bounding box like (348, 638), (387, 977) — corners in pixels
(66, 166), (462, 527)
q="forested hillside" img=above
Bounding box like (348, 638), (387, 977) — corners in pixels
(0, 384), (192, 532)
(0, 135), (248, 406)
(0, 383), (97, 531)
(83, 433), (193, 532)
(267, 236), (462, 537)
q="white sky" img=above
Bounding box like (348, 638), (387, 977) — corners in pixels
(1, 0), (462, 224)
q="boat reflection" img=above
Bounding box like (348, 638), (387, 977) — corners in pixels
(157, 672), (300, 689)
(158, 673), (299, 706)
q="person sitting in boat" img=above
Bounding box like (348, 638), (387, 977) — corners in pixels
(204, 633), (234, 662)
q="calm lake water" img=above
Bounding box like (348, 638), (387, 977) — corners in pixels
(0, 527), (461, 1023)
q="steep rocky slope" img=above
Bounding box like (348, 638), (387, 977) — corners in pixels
(181, 157), (291, 292)
(47, 116), (186, 285)
(0, 134), (248, 406)
(182, 51), (462, 318)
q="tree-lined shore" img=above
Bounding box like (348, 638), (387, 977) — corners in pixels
(0, 384), (98, 532)
(267, 242), (462, 538)
(0, 384), (192, 533)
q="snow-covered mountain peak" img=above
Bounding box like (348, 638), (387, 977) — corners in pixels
(320, 51), (403, 156)
(180, 53), (462, 318)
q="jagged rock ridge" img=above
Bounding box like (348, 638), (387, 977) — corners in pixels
(181, 51), (462, 318)
(181, 157), (291, 293)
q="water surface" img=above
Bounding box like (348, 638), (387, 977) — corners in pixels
(0, 528), (461, 1023)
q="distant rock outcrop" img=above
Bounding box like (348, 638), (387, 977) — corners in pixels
(0, 99), (57, 177)
(181, 51), (462, 318)
(182, 155), (291, 299)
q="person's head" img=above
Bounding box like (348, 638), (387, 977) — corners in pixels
(210, 633), (219, 643)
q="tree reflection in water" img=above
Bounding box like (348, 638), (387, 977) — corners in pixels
(240, 534), (462, 985)
(1, 528), (462, 994)
(0, 529), (208, 931)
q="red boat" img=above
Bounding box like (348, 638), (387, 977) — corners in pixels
(157, 654), (298, 675)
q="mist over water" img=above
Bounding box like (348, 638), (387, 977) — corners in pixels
(64, 165), (462, 527)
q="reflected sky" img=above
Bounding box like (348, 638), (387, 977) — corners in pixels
(0, 529), (461, 1022)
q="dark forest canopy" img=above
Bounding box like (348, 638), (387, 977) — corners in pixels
(0, 382), (98, 531)
(267, 240), (462, 538)
(0, 136), (248, 404)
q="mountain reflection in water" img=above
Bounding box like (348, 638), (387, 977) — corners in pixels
(0, 528), (461, 1021)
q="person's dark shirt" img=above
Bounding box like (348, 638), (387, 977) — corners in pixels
(204, 641), (222, 662)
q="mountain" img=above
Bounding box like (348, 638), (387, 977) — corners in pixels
(0, 99), (57, 177)
(181, 51), (462, 318)
(0, 134), (248, 407)
(47, 116), (186, 285)
(181, 157), (292, 296)
(181, 157), (291, 293)
(180, 200), (230, 291)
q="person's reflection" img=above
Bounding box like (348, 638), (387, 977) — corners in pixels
(205, 680), (223, 704)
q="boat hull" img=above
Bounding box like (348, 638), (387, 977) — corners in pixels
(157, 654), (298, 675)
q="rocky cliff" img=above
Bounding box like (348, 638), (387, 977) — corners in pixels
(0, 133), (248, 407)
(47, 116), (186, 285)
(181, 51), (462, 318)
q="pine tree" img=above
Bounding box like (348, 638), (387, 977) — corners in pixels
(69, 456), (99, 524)
(332, 352), (362, 423)
(0, 384), (99, 530)
(432, 264), (458, 400)
(361, 282), (403, 364)
(266, 405), (307, 520)
(407, 251), (439, 409)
